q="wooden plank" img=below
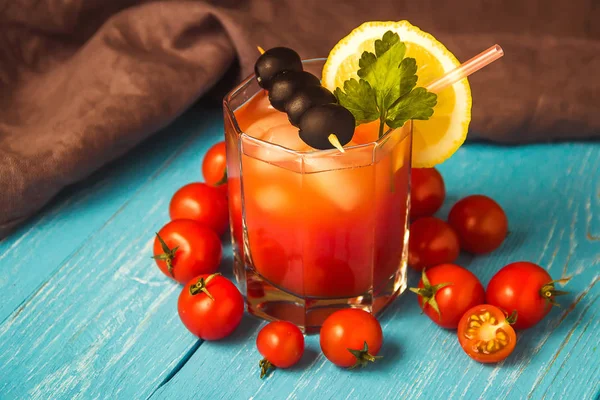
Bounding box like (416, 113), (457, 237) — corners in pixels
(0, 111), (228, 399)
(1, 106), (598, 400)
(0, 107), (222, 323)
(149, 142), (600, 400)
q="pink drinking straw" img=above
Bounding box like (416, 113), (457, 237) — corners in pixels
(425, 45), (504, 93)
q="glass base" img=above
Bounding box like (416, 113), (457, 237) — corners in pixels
(234, 253), (407, 334)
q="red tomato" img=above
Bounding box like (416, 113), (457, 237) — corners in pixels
(410, 264), (485, 329)
(408, 217), (460, 271)
(256, 321), (304, 378)
(178, 273), (244, 340)
(153, 219), (222, 284)
(457, 304), (517, 363)
(448, 195), (508, 254)
(486, 261), (569, 330)
(215, 182), (229, 199)
(410, 168), (445, 220)
(202, 141), (227, 186)
(320, 309), (383, 368)
(170, 183), (229, 236)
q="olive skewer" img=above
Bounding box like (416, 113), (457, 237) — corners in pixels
(254, 46), (354, 152)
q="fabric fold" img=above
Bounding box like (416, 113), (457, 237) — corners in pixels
(0, 0), (598, 238)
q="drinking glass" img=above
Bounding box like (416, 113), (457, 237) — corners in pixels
(223, 59), (412, 332)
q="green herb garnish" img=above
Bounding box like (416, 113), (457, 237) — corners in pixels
(334, 31), (437, 138)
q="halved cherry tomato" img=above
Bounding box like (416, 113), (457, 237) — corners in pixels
(410, 168), (445, 220)
(170, 183), (229, 236)
(153, 219), (222, 284)
(320, 309), (383, 369)
(486, 262), (569, 330)
(457, 304), (517, 363)
(448, 195), (508, 254)
(410, 264), (485, 329)
(256, 321), (304, 378)
(178, 273), (244, 340)
(408, 217), (460, 271)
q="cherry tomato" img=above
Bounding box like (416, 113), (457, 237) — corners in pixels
(256, 321), (304, 378)
(457, 304), (517, 363)
(486, 261), (569, 330)
(448, 195), (508, 254)
(170, 183), (229, 236)
(153, 219), (222, 284)
(410, 168), (445, 220)
(178, 273), (244, 340)
(202, 141), (228, 197)
(320, 309), (383, 368)
(408, 217), (460, 271)
(410, 264), (485, 329)
(218, 182), (229, 198)
(202, 141), (227, 186)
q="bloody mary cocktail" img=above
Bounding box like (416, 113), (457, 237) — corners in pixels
(219, 17), (503, 332)
(224, 60), (411, 332)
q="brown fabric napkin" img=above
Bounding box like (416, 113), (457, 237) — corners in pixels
(1, 0), (599, 239)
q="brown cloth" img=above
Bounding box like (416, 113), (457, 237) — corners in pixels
(1, 0), (599, 239)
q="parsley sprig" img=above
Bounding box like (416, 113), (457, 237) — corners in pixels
(334, 31), (438, 138)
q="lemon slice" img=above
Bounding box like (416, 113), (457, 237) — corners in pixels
(322, 21), (471, 167)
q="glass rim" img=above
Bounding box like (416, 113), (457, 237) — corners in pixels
(222, 58), (411, 156)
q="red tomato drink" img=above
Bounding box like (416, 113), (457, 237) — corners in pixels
(223, 60), (411, 331)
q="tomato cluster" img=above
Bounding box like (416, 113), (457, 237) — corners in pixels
(408, 168), (569, 364)
(150, 141), (385, 378)
(408, 168), (509, 270)
(149, 143), (570, 375)
(257, 308), (384, 378)
(149, 140), (386, 380)
(151, 141), (245, 341)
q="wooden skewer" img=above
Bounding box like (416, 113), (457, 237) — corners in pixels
(328, 134), (345, 153)
(257, 46), (265, 55)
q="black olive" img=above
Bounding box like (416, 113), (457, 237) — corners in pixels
(268, 71), (321, 112)
(298, 104), (355, 150)
(284, 85), (337, 126)
(254, 47), (303, 90)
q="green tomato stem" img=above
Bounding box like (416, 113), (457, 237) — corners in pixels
(151, 233), (179, 277)
(347, 341), (383, 369)
(259, 358), (275, 379)
(189, 273), (221, 299)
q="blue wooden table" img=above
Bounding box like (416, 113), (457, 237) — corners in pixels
(1, 106), (598, 400)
